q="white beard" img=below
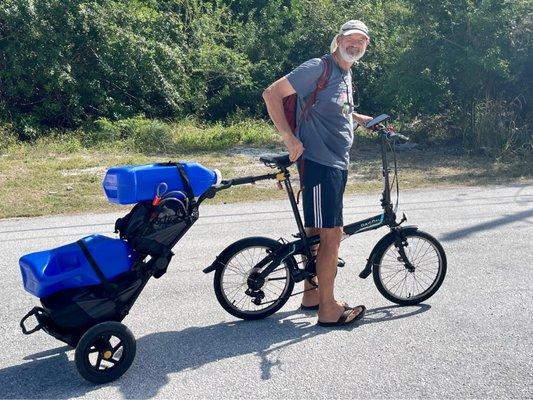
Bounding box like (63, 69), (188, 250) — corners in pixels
(339, 46), (365, 63)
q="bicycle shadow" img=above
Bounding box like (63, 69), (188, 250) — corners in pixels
(0, 304), (430, 399)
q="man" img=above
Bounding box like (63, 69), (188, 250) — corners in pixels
(262, 20), (373, 326)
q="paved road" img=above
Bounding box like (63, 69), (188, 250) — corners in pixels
(0, 183), (532, 399)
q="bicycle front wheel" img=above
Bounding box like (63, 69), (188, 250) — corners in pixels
(372, 230), (447, 305)
(213, 237), (295, 320)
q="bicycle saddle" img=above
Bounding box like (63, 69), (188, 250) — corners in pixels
(259, 154), (294, 169)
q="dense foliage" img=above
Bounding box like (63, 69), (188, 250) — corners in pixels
(0, 0), (531, 154)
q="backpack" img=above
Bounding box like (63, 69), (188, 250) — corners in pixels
(282, 55), (332, 195)
(282, 54), (333, 134)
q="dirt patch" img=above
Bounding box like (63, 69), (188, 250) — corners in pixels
(61, 166), (107, 177)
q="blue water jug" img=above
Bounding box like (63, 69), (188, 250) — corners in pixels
(102, 162), (222, 205)
(19, 235), (139, 298)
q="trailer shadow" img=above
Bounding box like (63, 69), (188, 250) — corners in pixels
(0, 304), (429, 399)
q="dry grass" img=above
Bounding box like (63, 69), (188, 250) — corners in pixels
(0, 141), (531, 219)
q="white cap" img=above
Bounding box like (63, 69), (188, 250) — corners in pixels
(330, 20), (370, 53)
(213, 169), (222, 185)
(340, 20), (369, 38)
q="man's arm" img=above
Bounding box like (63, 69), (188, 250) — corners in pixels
(262, 77), (305, 162)
(352, 112), (373, 128)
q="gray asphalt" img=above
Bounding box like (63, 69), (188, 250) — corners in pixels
(0, 183), (532, 399)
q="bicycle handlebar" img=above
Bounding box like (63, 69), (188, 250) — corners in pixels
(387, 130), (409, 142)
(376, 125), (409, 142)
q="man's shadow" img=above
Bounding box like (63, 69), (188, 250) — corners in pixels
(0, 304), (430, 399)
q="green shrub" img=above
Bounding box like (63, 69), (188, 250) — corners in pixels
(77, 117), (281, 154)
(170, 118), (279, 152)
(80, 118), (121, 147)
(124, 119), (173, 154)
(0, 124), (17, 152)
(93, 117), (174, 153)
(34, 132), (84, 154)
(471, 98), (532, 159)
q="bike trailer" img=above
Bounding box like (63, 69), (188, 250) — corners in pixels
(19, 161), (208, 383)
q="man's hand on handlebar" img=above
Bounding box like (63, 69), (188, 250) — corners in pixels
(353, 112), (373, 128)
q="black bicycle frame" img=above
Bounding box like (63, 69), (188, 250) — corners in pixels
(201, 130), (402, 283)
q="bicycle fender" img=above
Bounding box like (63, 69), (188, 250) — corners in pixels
(203, 259), (222, 274)
(359, 225), (419, 279)
(202, 236), (281, 273)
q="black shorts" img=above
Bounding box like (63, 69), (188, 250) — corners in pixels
(299, 159), (348, 228)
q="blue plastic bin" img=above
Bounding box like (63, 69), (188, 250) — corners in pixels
(102, 162), (222, 205)
(19, 235), (139, 298)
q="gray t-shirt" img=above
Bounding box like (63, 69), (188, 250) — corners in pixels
(286, 54), (354, 170)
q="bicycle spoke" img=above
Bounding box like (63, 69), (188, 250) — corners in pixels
(414, 257), (439, 267)
(388, 269), (407, 291)
(263, 285), (282, 298)
(226, 284), (246, 301)
(383, 269), (404, 285)
(225, 265), (247, 277)
(415, 268), (437, 282)
(265, 281), (284, 292)
(412, 273), (430, 294)
(395, 271), (409, 296)
(410, 239), (426, 263)
(222, 281), (245, 288)
(381, 268), (403, 277)
(413, 243), (433, 265)
(233, 293), (249, 309)
(413, 271), (432, 287)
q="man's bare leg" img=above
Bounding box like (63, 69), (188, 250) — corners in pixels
(316, 227), (360, 323)
(301, 227), (320, 307)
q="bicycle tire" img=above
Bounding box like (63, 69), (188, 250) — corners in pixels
(372, 230), (447, 305)
(213, 237), (296, 320)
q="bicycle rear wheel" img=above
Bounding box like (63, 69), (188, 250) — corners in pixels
(372, 230), (447, 305)
(213, 237), (295, 320)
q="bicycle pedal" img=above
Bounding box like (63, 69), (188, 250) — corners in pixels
(292, 269), (313, 283)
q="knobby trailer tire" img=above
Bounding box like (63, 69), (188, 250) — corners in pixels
(74, 321), (136, 384)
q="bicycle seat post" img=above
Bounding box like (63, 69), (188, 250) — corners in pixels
(278, 167), (312, 258)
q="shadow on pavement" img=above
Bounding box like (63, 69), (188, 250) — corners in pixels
(0, 304), (430, 399)
(440, 208), (533, 242)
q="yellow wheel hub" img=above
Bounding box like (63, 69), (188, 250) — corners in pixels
(103, 350), (113, 359)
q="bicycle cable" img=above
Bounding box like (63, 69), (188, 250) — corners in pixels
(387, 137), (401, 213)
